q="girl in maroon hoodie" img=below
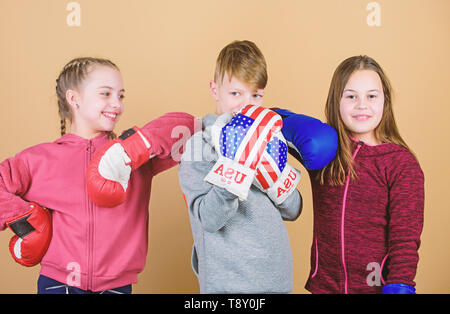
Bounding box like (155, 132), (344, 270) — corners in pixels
(305, 56), (424, 294)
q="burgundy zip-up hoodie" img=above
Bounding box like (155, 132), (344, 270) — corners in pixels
(305, 139), (424, 294)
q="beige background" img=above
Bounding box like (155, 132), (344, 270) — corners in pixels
(0, 0), (449, 293)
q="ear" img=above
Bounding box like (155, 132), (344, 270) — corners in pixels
(209, 80), (219, 101)
(66, 89), (80, 110)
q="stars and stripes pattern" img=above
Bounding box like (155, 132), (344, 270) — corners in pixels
(219, 105), (282, 170)
(256, 136), (288, 189)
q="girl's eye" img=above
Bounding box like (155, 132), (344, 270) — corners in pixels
(368, 94), (377, 99)
(231, 92), (240, 96)
(253, 94), (263, 99)
(119, 94), (125, 99)
(346, 95), (356, 99)
(101, 92), (110, 96)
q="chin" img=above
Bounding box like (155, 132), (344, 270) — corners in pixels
(100, 124), (116, 133)
(349, 123), (375, 134)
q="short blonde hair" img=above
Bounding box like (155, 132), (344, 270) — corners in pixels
(214, 40), (267, 90)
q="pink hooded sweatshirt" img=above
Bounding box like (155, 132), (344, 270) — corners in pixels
(0, 112), (195, 292)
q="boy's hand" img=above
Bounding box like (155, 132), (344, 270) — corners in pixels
(254, 132), (301, 204)
(205, 105), (282, 201)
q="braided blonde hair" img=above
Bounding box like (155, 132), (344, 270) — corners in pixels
(55, 57), (119, 139)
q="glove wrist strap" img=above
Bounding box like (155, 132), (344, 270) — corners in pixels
(204, 156), (255, 201)
(120, 126), (153, 170)
(266, 164), (301, 205)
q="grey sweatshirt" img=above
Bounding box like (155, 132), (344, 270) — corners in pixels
(178, 113), (302, 293)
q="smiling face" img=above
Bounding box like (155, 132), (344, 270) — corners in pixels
(210, 72), (265, 115)
(68, 65), (125, 139)
(339, 70), (384, 145)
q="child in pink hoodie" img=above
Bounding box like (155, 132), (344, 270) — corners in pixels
(0, 57), (194, 293)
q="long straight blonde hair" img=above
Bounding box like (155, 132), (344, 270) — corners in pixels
(319, 55), (411, 186)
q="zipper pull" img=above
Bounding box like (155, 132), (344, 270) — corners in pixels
(86, 140), (96, 154)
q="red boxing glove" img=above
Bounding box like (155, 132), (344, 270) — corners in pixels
(86, 126), (153, 207)
(6, 203), (52, 267)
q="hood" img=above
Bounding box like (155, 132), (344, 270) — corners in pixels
(350, 138), (410, 158)
(54, 132), (109, 145)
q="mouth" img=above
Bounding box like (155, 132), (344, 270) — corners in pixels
(102, 111), (119, 121)
(353, 114), (371, 121)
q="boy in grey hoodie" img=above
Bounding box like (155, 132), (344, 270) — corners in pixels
(178, 40), (302, 293)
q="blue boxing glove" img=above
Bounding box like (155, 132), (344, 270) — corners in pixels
(382, 283), (416, 294)
(271, 108), (338, 170)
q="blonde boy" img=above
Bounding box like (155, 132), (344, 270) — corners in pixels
(178, 40), (302, 293)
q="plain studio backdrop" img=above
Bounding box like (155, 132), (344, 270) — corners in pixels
(0, 0), (449, 293)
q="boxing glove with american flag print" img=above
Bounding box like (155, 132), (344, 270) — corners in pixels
(205, 105), (282, 201)
(254, 132), (301, 205)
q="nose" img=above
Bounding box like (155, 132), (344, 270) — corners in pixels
(356, 98), (368, 110)
(110, 99), (121, 109)
(243, 94), (255, 106)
